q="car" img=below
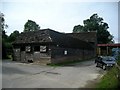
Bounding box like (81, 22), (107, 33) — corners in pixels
(95, 56), (102, 63)
(95, 56), (116, 70)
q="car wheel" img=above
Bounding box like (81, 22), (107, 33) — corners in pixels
(96, 63), (99, 67)
(102, 65), (106, 70)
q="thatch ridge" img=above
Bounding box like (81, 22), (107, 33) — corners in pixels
(13, 29), (94, 50)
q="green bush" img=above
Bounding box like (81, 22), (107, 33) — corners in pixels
(117, 55), (120, 66)
(96, 66), (119, 88)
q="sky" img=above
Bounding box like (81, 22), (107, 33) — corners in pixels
(0, 0), (119, 43)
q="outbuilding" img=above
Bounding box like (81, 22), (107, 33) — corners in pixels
(12, 29), (96, 64)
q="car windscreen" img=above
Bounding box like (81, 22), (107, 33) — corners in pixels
(102, 57), (115, 61)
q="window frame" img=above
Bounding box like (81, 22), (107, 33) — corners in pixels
(40, 45), (47, 53)
(25, 46), (31, 52)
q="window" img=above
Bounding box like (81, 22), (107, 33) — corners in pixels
(40, 46), (47, 52)
(64, 50), (67, 55)
(26, 46), (31, 52)
(15, 49), (20, 52)
(34, 46), (40, 51)
(21, 46), (25, 51)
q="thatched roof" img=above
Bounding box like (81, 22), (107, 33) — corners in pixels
(66, 32), (97, 43)
(13, 29), (94, 50)
(13, 29), (52, 44)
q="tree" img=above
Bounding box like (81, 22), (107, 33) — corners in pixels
(8, 30), (20, 42)
(24, 20), (40, 32)
(7, 30), (20, 56)
(73, 14), (113, 44)
(0, 12), (9, 59)
(73, 25), (84, 33)
(1, 12), (20, 59)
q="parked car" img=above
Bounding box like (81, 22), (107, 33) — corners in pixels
(95, 56), (102, 63)
(95, 56), (116, 70)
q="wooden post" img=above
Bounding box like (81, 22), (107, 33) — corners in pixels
(98, 47), (101, 56)
(107, 46), (109, 55)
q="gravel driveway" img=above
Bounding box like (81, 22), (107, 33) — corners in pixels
(2, 60), (105, 88)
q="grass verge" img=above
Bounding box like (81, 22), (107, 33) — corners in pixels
(96, 60), (120, 90)
(95, 55), (120, 89)
(47, 58), (95, 67)
(47, 60), (84, 67)
(96, 66), (119, 89)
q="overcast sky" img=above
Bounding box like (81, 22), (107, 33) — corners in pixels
(1, 0), (119, 43)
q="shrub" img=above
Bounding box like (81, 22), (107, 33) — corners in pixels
(96, 66), (119, 88)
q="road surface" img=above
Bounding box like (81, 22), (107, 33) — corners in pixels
(2, 59), (105, 88)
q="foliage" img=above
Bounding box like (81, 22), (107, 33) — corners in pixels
(96, 54), (120, 88)
(2, 40), (8, 59)
(96, 66), (119, 88)
(117, 54), (120, 66)
(73, 13), (114, 44)
(73, 25), (85, 33)
(2, 30), (20, 59)
(1, 12), (20, 59)
(0, 12), (8, 32)
(0, 12), (5, 31)
(8, 30), (20, 42)
(24, 20), (40, 32)
(1, 12), (8, 59)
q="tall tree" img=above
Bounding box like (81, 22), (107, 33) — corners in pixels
(73, 25), (84, 33)
(73, 14), (113, 44)
(1, 12), (20, 59)
(24, 20), (40, 32)
(0, 12), (9, 59)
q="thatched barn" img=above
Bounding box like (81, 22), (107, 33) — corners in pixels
(12, 29), (96, 64)
(67, 31), (97, 57)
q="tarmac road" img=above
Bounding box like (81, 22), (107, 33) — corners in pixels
(2, 59), (105, 88)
